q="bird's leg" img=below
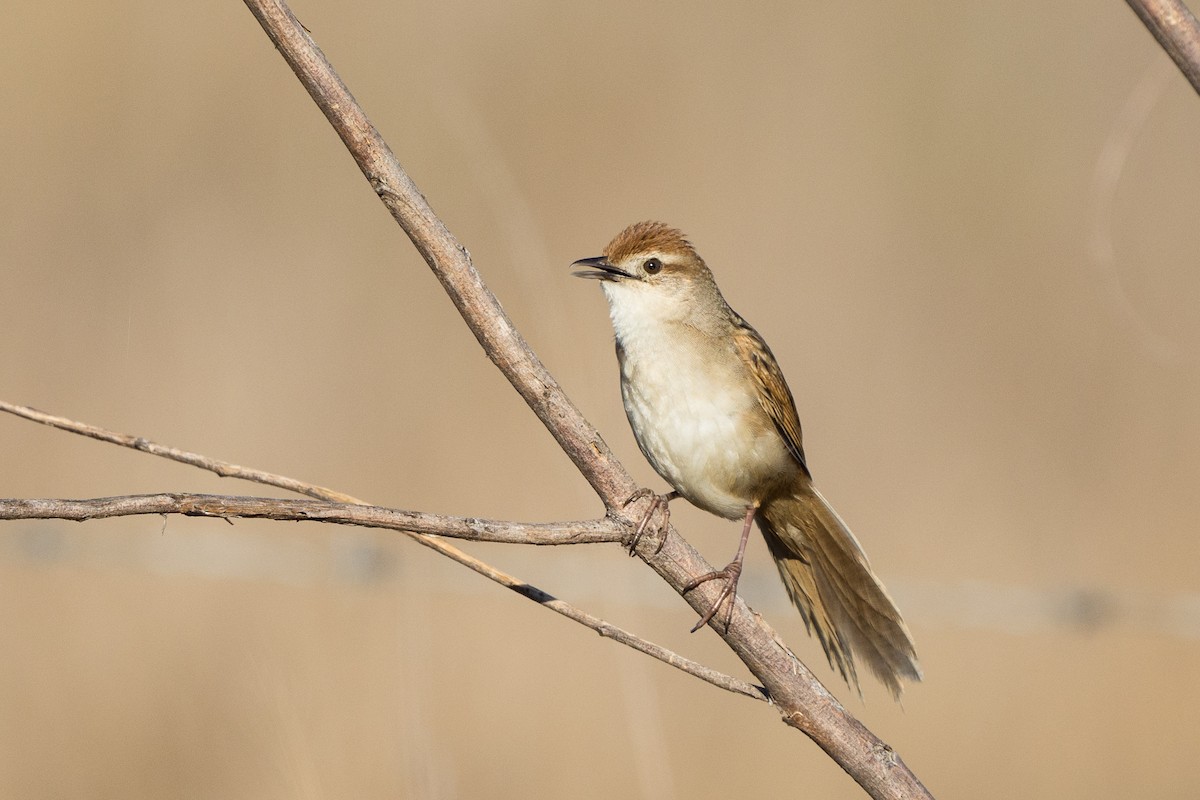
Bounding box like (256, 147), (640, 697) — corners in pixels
(684, 504), (758, 632)
(623, 489), (678, 556)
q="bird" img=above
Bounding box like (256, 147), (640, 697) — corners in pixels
(572, 221), (921, 698)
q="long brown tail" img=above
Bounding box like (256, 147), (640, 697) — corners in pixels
(758, 482), (921, 699)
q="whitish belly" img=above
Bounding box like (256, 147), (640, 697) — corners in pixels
(619, 345), (792, 519)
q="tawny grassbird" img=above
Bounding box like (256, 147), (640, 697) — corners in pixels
(573, 221), (921, 698)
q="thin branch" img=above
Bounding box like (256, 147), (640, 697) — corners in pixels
(0, 493), (622, 545)
(0, 399), (763, 699)
(241, 0), (630, 506)
(1126, 0), (1200, 95)
(0, 400), (350, 501)
(239, 2), (932, 798)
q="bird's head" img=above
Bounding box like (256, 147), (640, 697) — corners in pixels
(572, 221), (721, 324)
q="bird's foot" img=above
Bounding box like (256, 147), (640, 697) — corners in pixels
(622, 489), (677, 556)
(684, 559), (744, 633)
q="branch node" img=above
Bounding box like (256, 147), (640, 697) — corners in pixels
(782, 710), (811, 730)
(873, 742), (900, 769)
(371, 176), (396, 200)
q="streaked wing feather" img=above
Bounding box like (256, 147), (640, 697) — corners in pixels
(731, 314), (810, 477)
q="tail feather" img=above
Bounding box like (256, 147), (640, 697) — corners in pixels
(758, 484), (921, 699)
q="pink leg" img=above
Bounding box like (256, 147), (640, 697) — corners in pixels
(684, 504), (758, 632)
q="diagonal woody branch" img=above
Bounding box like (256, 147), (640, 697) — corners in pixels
(1126, 0), (1200, 95)
(246, 2), (628, 505)
(239, 1), (932, 798)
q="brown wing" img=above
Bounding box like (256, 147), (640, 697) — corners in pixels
(731, 313), (810, 477)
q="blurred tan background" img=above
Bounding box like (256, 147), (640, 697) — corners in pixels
(2, 1), (1199, 797)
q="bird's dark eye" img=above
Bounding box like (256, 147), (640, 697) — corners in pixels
(643, 258), (663, 274)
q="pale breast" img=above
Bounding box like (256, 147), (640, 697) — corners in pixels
(615, 317), (796, 520)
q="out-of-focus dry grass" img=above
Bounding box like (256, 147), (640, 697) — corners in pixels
(2, 2), (1199, 797)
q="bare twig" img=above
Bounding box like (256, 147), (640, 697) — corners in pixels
(0, 400), (350, 501)
(241, 0), (631, 505)
(0, 493), (621, 545)
(238, 2), (932, 797)
(1126, 0), (1200, 95)
(0, 400), (762, 699)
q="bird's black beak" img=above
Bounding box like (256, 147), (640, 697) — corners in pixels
(571, 256), (633, 281)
